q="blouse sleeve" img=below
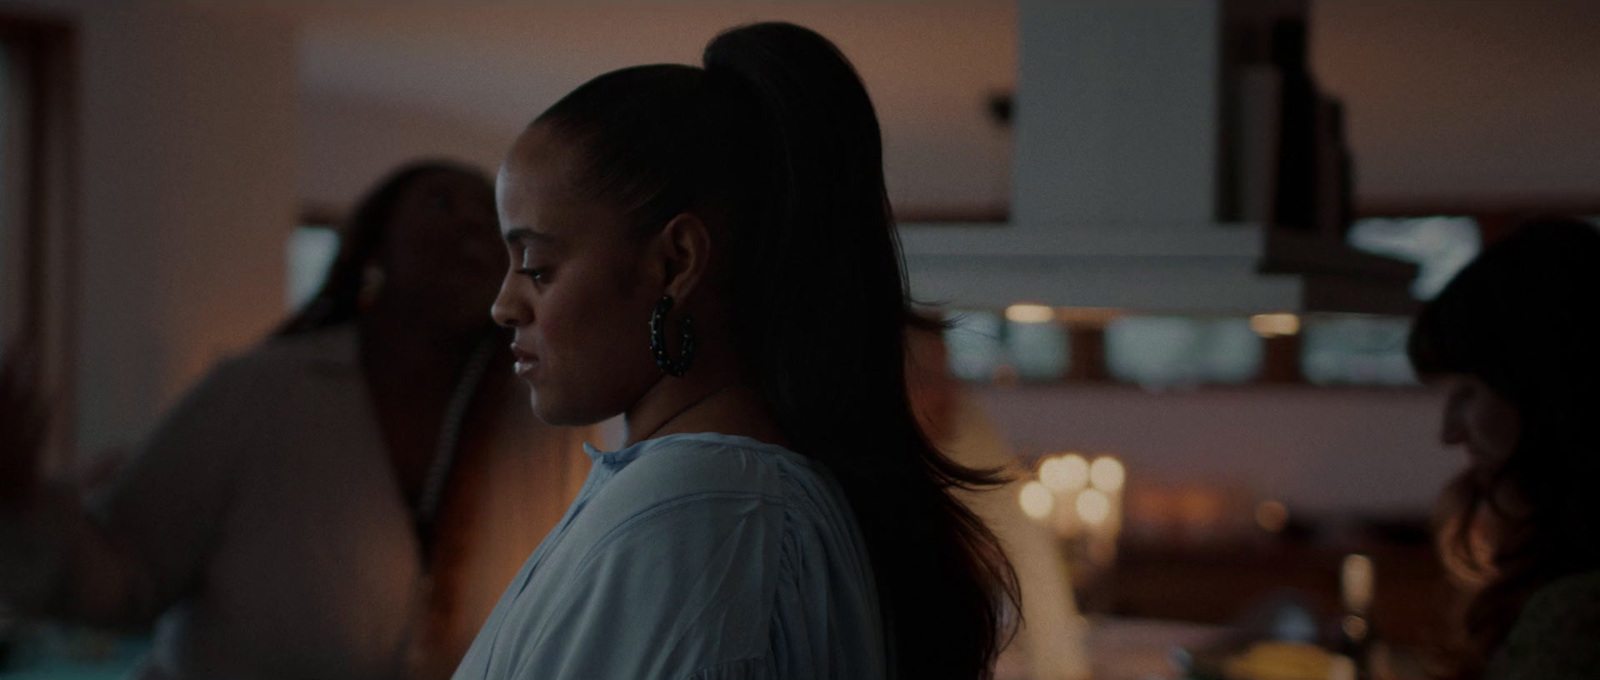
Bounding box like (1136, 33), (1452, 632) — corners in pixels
(508, 494), (786, 680)
(0, 355), (258, 628)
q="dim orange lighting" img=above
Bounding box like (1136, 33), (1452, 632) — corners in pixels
(1088, 456), (1125, 491)
(1054, 307), (1123, 325)
(1040, 454), (1089, 491)
(1255, 501), (1289, 533)
(1019, 481), (1055, 521)
(1076, 488), (1111, 525)
(1176, 489), (1224, 528)
(1005, 303), (1055, 324)
(1342, 615), (1369, 643)
(1250, 313), (1301, 338)
(1341, 554), (1375, 615)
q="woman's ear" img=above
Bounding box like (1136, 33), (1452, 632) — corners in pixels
(654, 212), (713, 302)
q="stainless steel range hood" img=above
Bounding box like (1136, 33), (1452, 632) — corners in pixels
(900, 0), (1416, 316)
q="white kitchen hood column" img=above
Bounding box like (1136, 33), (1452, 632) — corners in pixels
(1013, 1), (1220, 229)
(900, 1), (1414, 315)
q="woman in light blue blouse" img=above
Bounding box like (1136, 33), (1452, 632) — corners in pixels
(455, 22), (1019, 680)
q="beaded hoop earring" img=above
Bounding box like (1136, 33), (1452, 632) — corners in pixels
(649, 295), (696, 377)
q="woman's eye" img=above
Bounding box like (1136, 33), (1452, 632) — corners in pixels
(517, 267), (547, 283)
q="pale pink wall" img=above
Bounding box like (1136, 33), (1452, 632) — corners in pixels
(1312, 0), (1600, 204)
(68, 3), (299, 453)
(299, 93), (512, 212)
(293, 0), (1600, 213)
(294, 1), (1015, 216)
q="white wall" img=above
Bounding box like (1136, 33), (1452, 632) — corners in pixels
(66, 2), (299, 453)
(974, 384), (1459, 515)
(1013, 1), (1219, 227)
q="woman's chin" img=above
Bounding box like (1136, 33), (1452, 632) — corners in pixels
(528, 391), (589, 428)
(527, 390), (558, 423)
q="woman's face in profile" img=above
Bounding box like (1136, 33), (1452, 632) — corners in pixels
(1434, 373), (1522, 472)
(490, 127), (665, 426)
(1431, 373), (1523, 582)
(381, 170), (504, 327)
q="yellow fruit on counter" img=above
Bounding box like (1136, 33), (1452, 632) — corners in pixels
(1221, 641), (1356, 680)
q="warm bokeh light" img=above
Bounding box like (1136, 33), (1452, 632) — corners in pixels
(1054, 307), (1123, 325)
(1018, 481), (1055, 521)
(1005, 303), (1055, 324)
(1040, 454), (1090, 491)
(1342, 554), (1375, 615)
(1255, 500), (1289, 533)
(1076, 488), (1111, 525)
(1176, 488), (1224, 529)
(1088, 456), (1125, 491)
(1250, 313), (1301, 338)
(1342, 615), (1369, 643)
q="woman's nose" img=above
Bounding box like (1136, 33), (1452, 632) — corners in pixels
(490, 275), (528, 328)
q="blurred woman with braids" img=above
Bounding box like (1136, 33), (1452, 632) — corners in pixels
(1408, 217), (1600, 680)
(0, 161), (591, 679)
(457, 21), (1017, 680)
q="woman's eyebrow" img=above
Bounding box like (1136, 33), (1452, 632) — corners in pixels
(505, 226), (559, 247)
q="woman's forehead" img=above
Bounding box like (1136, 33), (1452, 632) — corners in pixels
(499, 131), (588, 212)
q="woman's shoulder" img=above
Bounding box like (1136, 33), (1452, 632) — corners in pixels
(180, 324), (348, 377)
(234, 325), (357, 372)
(145, 326), (359, 433)
(1517, 570), (1600, 631)
(1491, 570), (1600, 679)
(605, 433), (822, 504)
(568, 434), (838, 547)
(181, 326), (356, 393)
(520, 434), (881, 679)
(1518, 570), (1600, 632)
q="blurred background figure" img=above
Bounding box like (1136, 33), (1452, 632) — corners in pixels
(907, 315), (1091, 680)
(0, 161), (591, 680)
(1407, 217), (1600, 680)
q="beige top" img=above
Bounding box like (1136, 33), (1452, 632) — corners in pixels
(0, 325), (591, 680)
(943, 392), (1090, 680)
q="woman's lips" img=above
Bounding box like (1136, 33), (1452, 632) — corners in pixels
(510, 344), (538, 376)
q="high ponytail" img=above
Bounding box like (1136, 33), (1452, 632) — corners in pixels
(703, 23), (1019, 678)
(535, 22), (1019, 679)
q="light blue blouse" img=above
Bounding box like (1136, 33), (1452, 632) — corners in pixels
(452, 432), (887, 680)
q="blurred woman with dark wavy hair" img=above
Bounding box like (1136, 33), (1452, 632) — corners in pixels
(1408, 217), (1600, 680)
(1, 161), (590, 679)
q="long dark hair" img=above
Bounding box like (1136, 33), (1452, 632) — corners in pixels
(277, 160), (492, 336)
(534, 22), (1019, 679)
(1408, 217), (1600, 678)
